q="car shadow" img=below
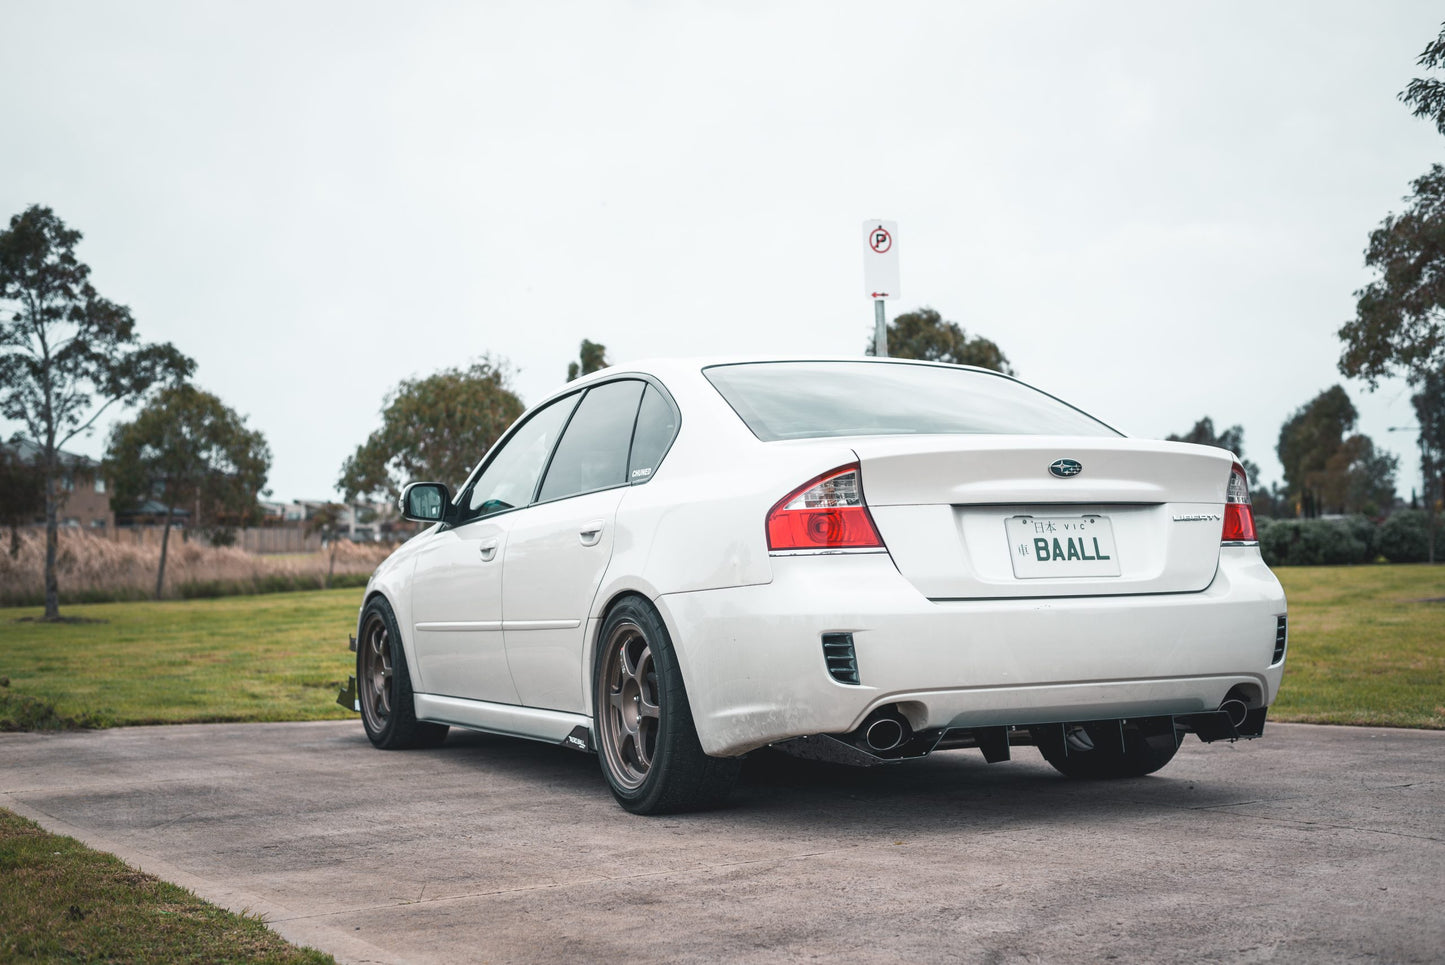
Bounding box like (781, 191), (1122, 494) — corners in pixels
(387, 729), (1259, 834)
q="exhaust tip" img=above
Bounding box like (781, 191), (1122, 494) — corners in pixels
(864, 716), (907, 752)
(1219, 698), (1249, 728)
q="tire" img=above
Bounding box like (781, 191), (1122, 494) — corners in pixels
(357, 596), (449, 750)
(1031, 718), (1180, 779)
(593, 597), (741, 814)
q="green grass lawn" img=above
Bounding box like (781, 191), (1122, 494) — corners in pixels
(0, 808), (333, 964)
(0, 588), (362, 729)
(1270, 564), (1445, 728)
(0, 567), (1442, 731)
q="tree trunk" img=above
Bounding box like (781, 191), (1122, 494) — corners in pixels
(1429, 463), (1438, 565)
(42, 445), (60, 620)
(155, 508), (174, 600)
(9, 524), (19, 558)
(326, 542), (335, 590)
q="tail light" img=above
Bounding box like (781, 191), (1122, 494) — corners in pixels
(766, 464), (884, 552)
(1222, 462), (1257, 543)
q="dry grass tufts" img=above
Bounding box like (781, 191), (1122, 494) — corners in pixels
(0, 529), (394, 606)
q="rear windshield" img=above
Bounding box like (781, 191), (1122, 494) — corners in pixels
(703, 361), (1121, 442)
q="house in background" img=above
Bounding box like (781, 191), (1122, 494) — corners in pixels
(2, 438), (114, 532)
(256, 498), (396, 541)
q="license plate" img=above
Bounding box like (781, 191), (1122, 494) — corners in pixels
(1005, 515), (1122, 579)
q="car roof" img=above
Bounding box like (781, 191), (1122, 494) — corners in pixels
(564, 355), (1003, 388)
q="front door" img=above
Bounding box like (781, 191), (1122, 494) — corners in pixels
(407, 390), (581, 705)
(409, 517), (515, 703)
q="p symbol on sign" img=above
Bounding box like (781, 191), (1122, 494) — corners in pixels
(870, 228), (892, 254)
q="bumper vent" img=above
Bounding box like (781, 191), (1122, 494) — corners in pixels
(1272, 616), (1287, 665)
(822, 633), (860, 685)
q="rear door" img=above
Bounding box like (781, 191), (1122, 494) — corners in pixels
(501, 379), (649, 712)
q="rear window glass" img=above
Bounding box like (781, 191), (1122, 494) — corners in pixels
(703, 361), (1120, 441)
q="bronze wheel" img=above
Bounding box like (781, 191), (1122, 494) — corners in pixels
(358, 611), (393, 733)
(356, 596), (449, 750)
(598, 620), (659, 791)
(592, 597), (740, 814)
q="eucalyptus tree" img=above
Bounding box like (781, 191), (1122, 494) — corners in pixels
(866, 307), (1014, 375)
(339, 357), (524, 503)
(0, 205), (192, 618)
(567, 339), (609, 381)
(106, 384), (270, 599)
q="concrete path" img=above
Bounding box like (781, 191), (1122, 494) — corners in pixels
(1, 720), (1441, 964)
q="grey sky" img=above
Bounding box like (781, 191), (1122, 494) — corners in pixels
(2, 1), (1441, 502)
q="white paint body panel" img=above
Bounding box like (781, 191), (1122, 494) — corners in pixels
(854, 435), (1231, 598)
(356, 357), (1287, 760)
(409, 517), (518, 703)
(658, 547), (1285, 756)
(502, 487), (625, 712)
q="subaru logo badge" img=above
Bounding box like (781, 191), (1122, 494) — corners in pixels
(1049, 459), (1082, 478)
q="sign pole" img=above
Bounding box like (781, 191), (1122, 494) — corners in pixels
(873, 298), (887, 357)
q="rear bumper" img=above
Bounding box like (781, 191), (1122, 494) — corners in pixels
(655, 546), (1287, 756)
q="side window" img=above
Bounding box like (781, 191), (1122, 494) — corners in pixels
(461, 394), (579, 522)
(536, 380), (645, 503)
(628, 385), (677, 483)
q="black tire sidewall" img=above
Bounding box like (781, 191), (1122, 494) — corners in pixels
(1033, 721), (1179, 779)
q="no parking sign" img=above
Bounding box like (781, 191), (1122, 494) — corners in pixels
(862, 220), (900, 299)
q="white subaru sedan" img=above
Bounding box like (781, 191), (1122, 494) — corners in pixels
(349, 358), (1287, 814)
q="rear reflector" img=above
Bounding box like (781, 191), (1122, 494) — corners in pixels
(1222, 462), (1257, 543)
(767, 464), (884, 551)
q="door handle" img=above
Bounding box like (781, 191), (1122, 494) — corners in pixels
(478, 537), (499, 562)
(579, 520), (605, 547)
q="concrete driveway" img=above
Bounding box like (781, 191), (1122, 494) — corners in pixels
(1, 720), (1440, 964)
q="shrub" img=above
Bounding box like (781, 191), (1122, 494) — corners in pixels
(1378, 510), (1434, 563)
(1256, 517), (1372, 566)
(1343, 514), (1378, 561)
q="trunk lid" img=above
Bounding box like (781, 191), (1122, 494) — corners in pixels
(852, 435), (1234, 599)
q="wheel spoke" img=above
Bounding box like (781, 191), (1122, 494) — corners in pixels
(620, 636), (640, 679)
(633, 724), (653, 769)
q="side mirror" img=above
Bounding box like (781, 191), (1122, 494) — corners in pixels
(400, 482), (451, 523)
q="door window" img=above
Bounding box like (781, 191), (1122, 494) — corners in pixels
(537, 380), (645, 503)
(461, 394), (579, 522)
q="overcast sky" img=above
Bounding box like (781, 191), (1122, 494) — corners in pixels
(2, 1), (1442, 502)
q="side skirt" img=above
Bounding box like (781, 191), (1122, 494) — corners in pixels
(413, 693), (593, 751)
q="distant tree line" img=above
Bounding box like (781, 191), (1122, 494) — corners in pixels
(1336, 20), (1445, 561)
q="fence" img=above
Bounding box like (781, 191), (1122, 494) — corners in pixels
(106, 526), (324, 554)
